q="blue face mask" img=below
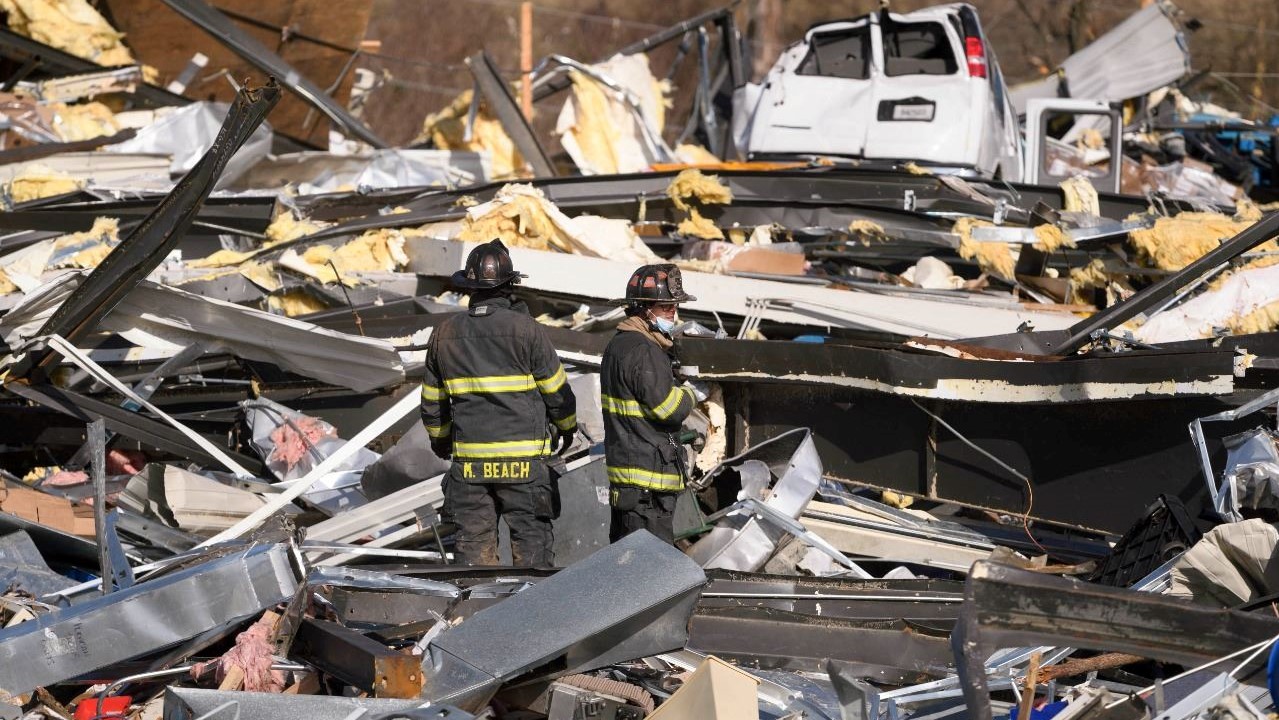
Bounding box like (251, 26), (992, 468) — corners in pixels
(652, 316), (676, 336)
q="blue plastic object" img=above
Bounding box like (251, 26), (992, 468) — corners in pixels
(793, 335), (827, 344)
(1007, 700), (1067, 720)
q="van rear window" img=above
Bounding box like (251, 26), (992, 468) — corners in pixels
(883, 21), (958, 77)
(797, 27), (870, 80)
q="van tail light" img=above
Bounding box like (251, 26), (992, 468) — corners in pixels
(965, 36), (987, 78)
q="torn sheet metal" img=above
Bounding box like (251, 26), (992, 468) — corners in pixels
(0, 271), (405, 392)
(234, 150), (490, 193)
(420, 530), (707, 711)
(405, 237), (1074, 340)
(1010, 1), (1189, 113)
(163, 687), (433, 720)
(106, 102), (273, 189)
(0, 542), (298, 700)
(1220, 429), (1279, 515)
(10, 80), (280, 378)
(952, 560), (1279, 720)
(157, 0), (386, 148)
(687, 430), (825, 571)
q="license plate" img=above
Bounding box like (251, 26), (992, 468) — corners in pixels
(877, 97), (936, 122)
(892, 104), (934, 121)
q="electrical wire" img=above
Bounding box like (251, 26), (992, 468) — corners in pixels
(910, 399), (1047, 556)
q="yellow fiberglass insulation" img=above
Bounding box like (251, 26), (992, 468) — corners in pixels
(53, 217), (120, 269)
(1228, 301), (1279, 336)
(666, 169), (733, 211)
(848, 219), (888, 243)
(953, 217), (1015, 280)
(676, 208), (723, 240)
(267, 290), (329, 317)
(187, 249), (254, 269)
(6, 165), (82, 203)
(1129, 213), (1256, 271)
(1069, 259), (1111, 305)
(0, 0), (137, 67)
(419, 90), (525, 180)
(49, 101), (118, 142)
(674, 144), (720, 165)
(288, 229), (414, 284)
(1032, 224), (1074, 252)
(0, 269), (17, 295)
(457, 189), (573, 252)
(564, 70), (624, 175)
(264, 212), (328, 246)
(1060, 175), (1100, 216)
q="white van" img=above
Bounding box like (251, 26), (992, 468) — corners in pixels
(734, 3), (1024, 180)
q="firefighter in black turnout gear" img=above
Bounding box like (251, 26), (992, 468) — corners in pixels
(602, 264), (697, 544)
(420, 240), (577, 566)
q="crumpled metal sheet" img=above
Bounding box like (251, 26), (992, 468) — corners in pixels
(234, 150), (490, 193)
(1222, 428), (1279, 514)
(1012, 0), (1189, 113)
(162, 687), (436, 720)
(686, 429), (822, 572)
(0, 271), (405, 392)
(0, 543), (298, 700)
(420, 530), (707, 711)
(106, 102), (272, 189)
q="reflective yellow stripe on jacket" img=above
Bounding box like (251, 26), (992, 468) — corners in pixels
(602, 387), (687, 421)
(601, 394), (645, 418)
(454, 437), (552, 459)
(607, 465), (684, 491)
(551, 413), (577, 431)
(536, 365), (567, 394)
(425, 421), (452, 439)
(650, 386), (687, 420)
(420, 383), (444, 401)
(444, 374), (535, 395)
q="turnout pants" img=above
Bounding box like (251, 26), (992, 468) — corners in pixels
(609, 485), (678, 544)
(446, 461), (556, 567)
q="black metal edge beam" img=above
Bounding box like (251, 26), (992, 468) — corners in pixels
(0, 129), (137, 166)
(289, 618), (423, 698)
(953, 560), (1279, 720)
(10, 79), (280, 378)
(0, 28), (188, 108)
(677, 336), (1237, 395)
(962, 212), (1279, 356)
(158, 0), (387, 148)
(467, 51), (556, 178)
(3, 382), (265, 476)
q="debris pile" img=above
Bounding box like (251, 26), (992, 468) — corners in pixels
(0, 2), (1277, 720)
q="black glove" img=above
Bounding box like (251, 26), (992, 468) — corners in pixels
(551, 426), (576, 456)
(430, 436), (453, 459)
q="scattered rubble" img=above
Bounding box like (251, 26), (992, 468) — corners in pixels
(0, 2), (1277, 720)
